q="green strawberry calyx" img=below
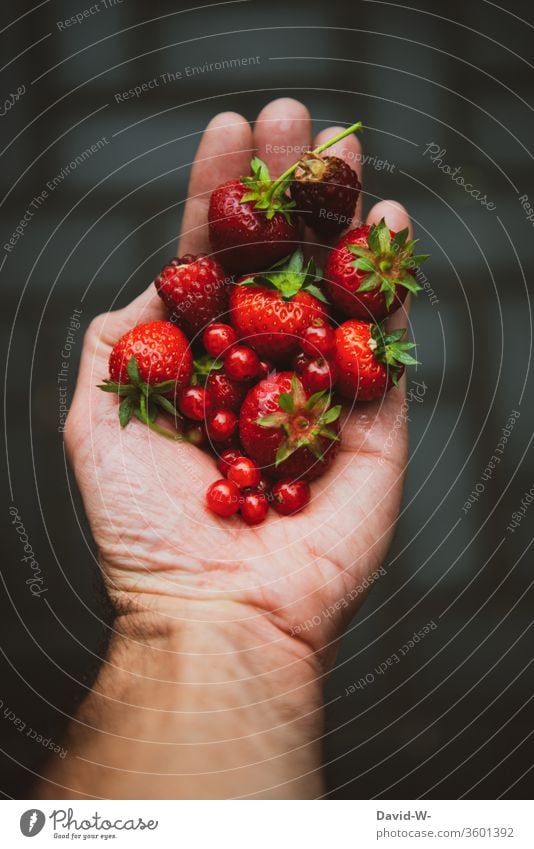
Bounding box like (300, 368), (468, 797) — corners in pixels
(369, 323), (419, 386)
(347, 218), (429, 308)
(257, 373), (341, 466)
(240, 157), (296, 222)
(98, 356), (182, 440)
(191, 353), (224, 386)
(240, 121), (363, 221)
(239, 248), (328, 303)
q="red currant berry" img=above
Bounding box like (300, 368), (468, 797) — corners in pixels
(178, 385), (213, 421)
(224, 345), (260, 382)
(216, 448), (241, 476)
(206, 479), (241, 517)
(206, 409), (238, 442)
(227, 456), (261, 490)
(202, 323), (238, 358)
(272, 480), (311, 516)
(240, 491), (269, 525)
(300, 358), (337, 394)
(293, 351), (311, 375)
(301, 323), (336, 358)
(257, 360), (272, 379)
(183, 422), (207, 447)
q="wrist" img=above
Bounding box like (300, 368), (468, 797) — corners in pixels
(40, 593), (325, 799)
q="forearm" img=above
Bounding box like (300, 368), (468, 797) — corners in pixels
(36, 598), (324, 800)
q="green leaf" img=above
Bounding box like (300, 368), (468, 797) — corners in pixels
(291, 374), (307, 409)
(127, 356), (141, 387)
(257, 412), (288, 428)
(193, 354), (223, 378)
(392, 228), (409, 252)
(397, 274), (422, 294)
(347, 244), (372, 259)
(409, 253), (430, 265)
(139, 392), (148, 423)
(275, 441), (296, 467)
(250, 156), (270, 183)
(119, 395), (136, 427)
(321, 405), (342, 425)
(304, 283), (329, 304)
(389, 346), (418, 366)
(278, 392), (294, 413)
(97, 381), (136, 396)
(356, 272), (380, 293)
(318, 426), (339, 441)
(152, 394), (182, 418)
(152, 379), (177, 394)
(367, 223), (382, 254)
(354, 257), (376, 273)
(374, 219), (391, 253)
(382, 285), (395, 309)
(238, 275), (261, 288)
(287, 248), (304, 273)
(146, 398), (158, 422)
(382, 328), (404, 344)
(309, 442), (326, 462)
(306, 390), (328, 410)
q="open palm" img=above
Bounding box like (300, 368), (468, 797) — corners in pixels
(65, 99), (414, 661)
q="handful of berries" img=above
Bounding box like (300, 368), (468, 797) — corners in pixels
(99, 119), (428, 525)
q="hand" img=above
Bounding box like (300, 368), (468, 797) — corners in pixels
(41, 98), (415, 800)
(65, 98), (413, 665)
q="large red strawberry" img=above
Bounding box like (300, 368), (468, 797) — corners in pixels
(324, 218), (428, 321)
(154, 254), (229, 339)
(100, 320), (192, 434)
(208, 158), (298, 274)
(239, 372), (341, 481)
(333, 319), (417, 401)
(229, 249), (328, 364)
(290, 153), (361, 237)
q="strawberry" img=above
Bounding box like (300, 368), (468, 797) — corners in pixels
(290, 153), (361, 237)
(206, 371), (248, 412)
(154, 254), (229, 339)
(99, 320), (192, 435)
(208, 123), (363, 275)
(333, 319), (417, 401)
(229, 249), (328, 364)
(208, 158), (299, 274)
(324, 218), (428, 321)
(239, 372), (341, 481)
(191, 352), (249, 413)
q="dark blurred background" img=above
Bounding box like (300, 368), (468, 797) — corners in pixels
(1, 0), (533, 799)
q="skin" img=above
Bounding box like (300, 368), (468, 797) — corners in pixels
(36, 99), (413, 800)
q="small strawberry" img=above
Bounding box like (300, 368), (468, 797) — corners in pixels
(325, 218), (429, 321)
(99, 320), (192, 436)
(239, 372), (341, 481)
(208, 123), (363, 274)
(192, 353), (249, 412)
(290, 153), (361, 237)
(154, 254), (229, 339)
(333, 319), (418, 401)
(229, 249), (328, 364)
(208, 158), (299, 274)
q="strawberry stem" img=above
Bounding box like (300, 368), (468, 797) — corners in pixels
(134, 408), (183, 441)
(267, 121), (363, 201)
